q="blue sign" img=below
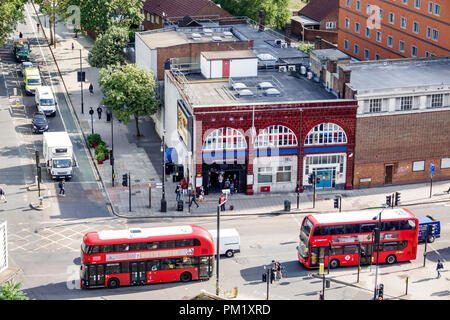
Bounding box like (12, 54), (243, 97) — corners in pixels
(430, 163), (435, 176)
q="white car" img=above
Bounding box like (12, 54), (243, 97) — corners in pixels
(20, 61), (33, 76)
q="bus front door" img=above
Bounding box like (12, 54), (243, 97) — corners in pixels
(359, 243), (373, 265)
(88, 264), (105, 287)
(310, 247), (326, 268)
(130, 262), (146, 285)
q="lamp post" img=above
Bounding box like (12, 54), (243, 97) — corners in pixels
(216, 194), (228, 296)
(79, 49), (84, 114)
(89, 107), (94, 134)
(109, 107), (115, 187)
(373, 204), (388, 300)
(160, 129), (167, 212)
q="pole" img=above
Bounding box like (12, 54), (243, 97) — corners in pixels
(149, 184), (152, 208)
(430, 176), (433, 198)
(53, 1), (56, 48)
(90, 109), (94, 135)
(373, 212), (382, 300)
(322, 273), (326, 299)
(161, 130), (167, 212)
(37, 166), (41, 198)
(111, 109), (114, 187)
(423, 228), (428, 267)
(128, 173), (131, 212)
(405, 277), (409, 296)
(216, 204), (220, 296)
(80, 50), (84, 114)
(357, 243), (361, 283)
(297, 108), (302, 209)
(313, 171), (316, 209)
(266, 268), (270, 300)
(339, 196), (342, 212)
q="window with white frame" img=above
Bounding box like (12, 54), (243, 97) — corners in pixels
(401, 17), (406, 29)
(399, 40), (405, 52)
(411, 46), (418, 57)
(305, 154), (346, 175)
(434, 4), (440, 16)
(364, 49), (370, 60)
(399, 96), (413, 110)
(389, 12), (395, 24)
(412, 160), (425, 171)
(203, 127), (247, 150)
(276, 166), (292, 182)
(255, 125), (298, 148)
(355, 22), (360, 33)
(344, 39), (349, 50)
(413, 21), (419, 33)
(432, 29), (438, 41)
(388, 36), (393, 47)
(441, 158), (450, 169)
(379, 8), (383, 20)
(415, 0), (421, 9)
(365, 27), (371, 38)
(151, 15), (154, 23)
(375, 54), (380, 60)
(366, 4), (371, 15)
(369, 99), (382, 113)
(428, 1), (433, 13)
(304, 123), (347, 145)
(155, 15), (159, 24)
(427, 26), (431, 38)
(354, 44), (359, 55)
(376, 31), (382, 42)
(346, 0), (351, 7)
(257, 167), (273, 183)
(326, 21), (337, 29)
(429, 94), (443, 108)
(356, 0), (361, 11)
(147, 13), (150, 21)
(345, 18), (350, 29)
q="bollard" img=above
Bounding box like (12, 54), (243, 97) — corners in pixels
(405, 277), (408, 296)
(234, 287), (238, 298)
(39, 196), (43, 206)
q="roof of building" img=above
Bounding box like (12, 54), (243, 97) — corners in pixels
(344, 56), (450, 91)
(143, 0), (231, 19)
(201, 50), (257, 60)
(291, 15), (320, 26)
(297, 0), (339, 22)
(311, 49), (350, 61)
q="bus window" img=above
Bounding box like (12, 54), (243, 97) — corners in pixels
(147, 260), (160, 271)
(360, 223), (375, 233)
(344, 245), (358, 254)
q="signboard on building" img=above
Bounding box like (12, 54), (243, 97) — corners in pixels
(0, 221), (7, 273)
(177, 99), (193, 151)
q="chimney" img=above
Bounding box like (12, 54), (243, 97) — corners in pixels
(258, 10), (265, 32)
(285, 23), (292, 46)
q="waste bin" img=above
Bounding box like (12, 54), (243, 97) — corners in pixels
(177, 200), (183, 211)
(284, 200), (291, 212)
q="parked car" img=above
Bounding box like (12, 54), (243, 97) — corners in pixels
(20, 61), (33, 76)
(32, 111), (48, 133)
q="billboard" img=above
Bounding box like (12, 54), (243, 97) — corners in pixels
(177, 100), (193, 151)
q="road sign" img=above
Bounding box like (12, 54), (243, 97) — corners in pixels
(429, 163), (435, 176)
(77, 71), (85, 82)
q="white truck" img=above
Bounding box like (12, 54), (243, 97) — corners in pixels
(209, 228), (240, 257)
(43, 132), (74, 180)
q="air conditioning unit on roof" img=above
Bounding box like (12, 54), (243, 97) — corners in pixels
(288, 65), (296, 71)
(281, 42), (288, 48)
(279, 66), (287, 72)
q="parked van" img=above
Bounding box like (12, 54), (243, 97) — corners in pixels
(24, 67), (41, 95)
(35, 86), (57, 117)
(209, 228), (240, 257)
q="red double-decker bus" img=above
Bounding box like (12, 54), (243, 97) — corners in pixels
(80, 225), (214, 288)
(297, 208), (419, 269)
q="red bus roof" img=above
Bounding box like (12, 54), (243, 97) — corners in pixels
(306, 208), (417, 226)
(83, 225), (212, 246)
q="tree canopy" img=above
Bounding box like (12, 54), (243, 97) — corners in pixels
(0, 0), (27, 47)
(88, 25), (129, 68)
(99, 64), (159, 137)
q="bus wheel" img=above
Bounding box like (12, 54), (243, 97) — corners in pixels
(107, 278), (120, 289)
(180, 272), (192, 282)
(225, 250), (234, 258)
(427, 235), (435, 243)
(329, 259), (340, 269)
(386, 255), (396, 265)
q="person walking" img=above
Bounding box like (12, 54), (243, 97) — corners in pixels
(175, 184), (181, 201)
(58, 179), (65, 197)
(219, 193), (226, 211)
(96, 106), (103, 120)
(89, 83), (94, 95)
(319, 291), (324, 300)
(436, 259), (444, 278)
(199, 186), (205, 203)
(218, 173), (223, 191)
(72, 42), (74, 51)
(19, 32), (23, 39)
(189, 191), (199, 209)
(0, 187), (7, 203)
(37, 23), (40, 32)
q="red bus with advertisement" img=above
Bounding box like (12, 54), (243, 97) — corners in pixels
(80, 225), (214, 288)
(297, 208), (419, 269)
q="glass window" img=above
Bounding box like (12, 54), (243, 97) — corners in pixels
(434, 4), (440, 16)
(344, 39), (349, 50)
(411, 46), (418, 57)
(276, 166), (291, 182)
(160, 258), (175, 270)
(147, 260), (160, 271)
(257, 167), (272, 183)
(305, 123), (347, 145)
(382, 221), (400, 231)
(400, 96), (413, 110)
(364, 49), (370, 60)
(365, 27), (370, 38)
(426, 27), (431, 38)
(387, 36), (393, 47)
(355, 22), (360, 33)
(91, 245), (101, 254)
(360, 223), (375, 233)
(331, 246), (344, 255)
(147, 241), (159, 250)
(203, 128), (247, 151)
(382, 242), (397, 252)
(346, 0), (351, 7)
(356, 0), (361, 11)
(401, 17), (406, 29)
(181, 256), (198, 269)
(432, 29), (438, 41)
(255, 125), (298, 148)
(106, 263), (121, 274)
(428, 1), (433, 13)
(389, 12), (394, 24)
(114, 243), (129, 252)
(376, 31), (381, 42)
(121, 261), (129, 273)
(101, 245), (113, 253)
(369, 99), (382, 112)
(160, 240), (176, 249)
(414, 0), (420, 9)
(175, 239), (194, 247)
(345, 18), (350, 29)
(354, 44), (359, 55)
(344, 245), (358, 254)
(413, 160), (425, 171)
(413, 22), (419, 33)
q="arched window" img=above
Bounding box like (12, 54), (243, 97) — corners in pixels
(255, 125), (298, 148)
(304, 123), (347, 145)
(202, 127), (247, 151)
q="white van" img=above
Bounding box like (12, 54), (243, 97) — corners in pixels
(209, 228), (240, 257)
(35, 86), (57, 117)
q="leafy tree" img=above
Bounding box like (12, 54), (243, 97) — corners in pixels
(297, 41), (314, 54)
(35, 0), (70, 46)
(67, 0), (144, 36)
(88, 25), (129, 68)
(99, 64), (159, 137)
(0, 0), (27, 47)
(0, 280), (29, 300)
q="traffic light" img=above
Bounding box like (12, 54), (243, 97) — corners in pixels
(386, 195), (391, 207)
(378, 284), (384, 299)
(394, 192), (401, 206)
(334, 198), (339, 209)
(374, 228), (380, 244)
(428, 224), (436, 235)
(308, 174), (313, 184)
(122, 174), (128, 187)
(316, 176), (321, 184)
(262, 272), (267, 282)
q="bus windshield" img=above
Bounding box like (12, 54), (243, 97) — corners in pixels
(298, 217), (314, 258)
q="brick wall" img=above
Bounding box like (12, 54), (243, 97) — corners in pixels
(354, 110), (450, 187)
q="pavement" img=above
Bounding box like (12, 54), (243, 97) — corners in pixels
(13, 4), (450, 299)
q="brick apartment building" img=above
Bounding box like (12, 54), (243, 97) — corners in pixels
(328, 56), (450, 188)
(291, 0), (340, 44)
(338, 0), (450, 60)
(141, 0), (232, 31)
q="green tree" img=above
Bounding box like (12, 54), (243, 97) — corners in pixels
(0, 280), (29, 300)
(99, 64), (159, 137)
(88, 25), (129, 68)
(297, 41), (314, 54)
(67, 0), (144, 36)
(0, 0), (27, 47)
(35, 0), (71, 46)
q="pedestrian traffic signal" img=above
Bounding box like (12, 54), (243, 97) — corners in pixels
(325, 279), (330, 288)
(262, 272), (267, 282)
(333, 198), (339, 209)
(308, 174), (313, 184)
(386, 195), (391, 206)
(316, 176), (320, 184)
(394, 192), (401, 206)
(122, 174), (128, 187)
(378, 284), (384, 299)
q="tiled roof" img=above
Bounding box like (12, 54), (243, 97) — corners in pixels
(298, 0), (339, 22)
(143, 0), (228, 18)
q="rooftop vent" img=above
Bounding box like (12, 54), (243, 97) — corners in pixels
(257, 53), (276, 62)
(257, 82), (274, 90)
(223, 31), (233, 38)
(238, 89), (254, 97)
(264, 88), (281, 96)
(212, 36), (222, 42)
(191, 33), (202, 40)
(232, 82), (247, 91)
(203, 29), (213, 36)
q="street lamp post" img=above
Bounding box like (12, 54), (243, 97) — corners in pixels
(80, 50), (84, 114)
(373, 204), (388, 300)
(160, 130), (167, 212)
(216, 194), (228, 296)
(89, 107), (94, 134)
(110, 107), (115, 187)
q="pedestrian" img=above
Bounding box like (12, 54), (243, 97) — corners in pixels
(436, 259), (444, 278)
(219, 193), (226, 211)
(319, 291), (324, 300)
(0, 187), (7, 203)
(175, 184), (181, 201)
(230, 182), (234, 195)
(72, 42), (74, 51)
(446, 186), (450, 194)
(199, 186), (205, 203)
(37, 23), (40, 32)
(89, 83), (94, 95)
(58, 179), (66, 196)
(189, 191), (199, 209)
(218, 173), (224, 191)
(96, 106), (103, 120)
(19, 32), (23, 39)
